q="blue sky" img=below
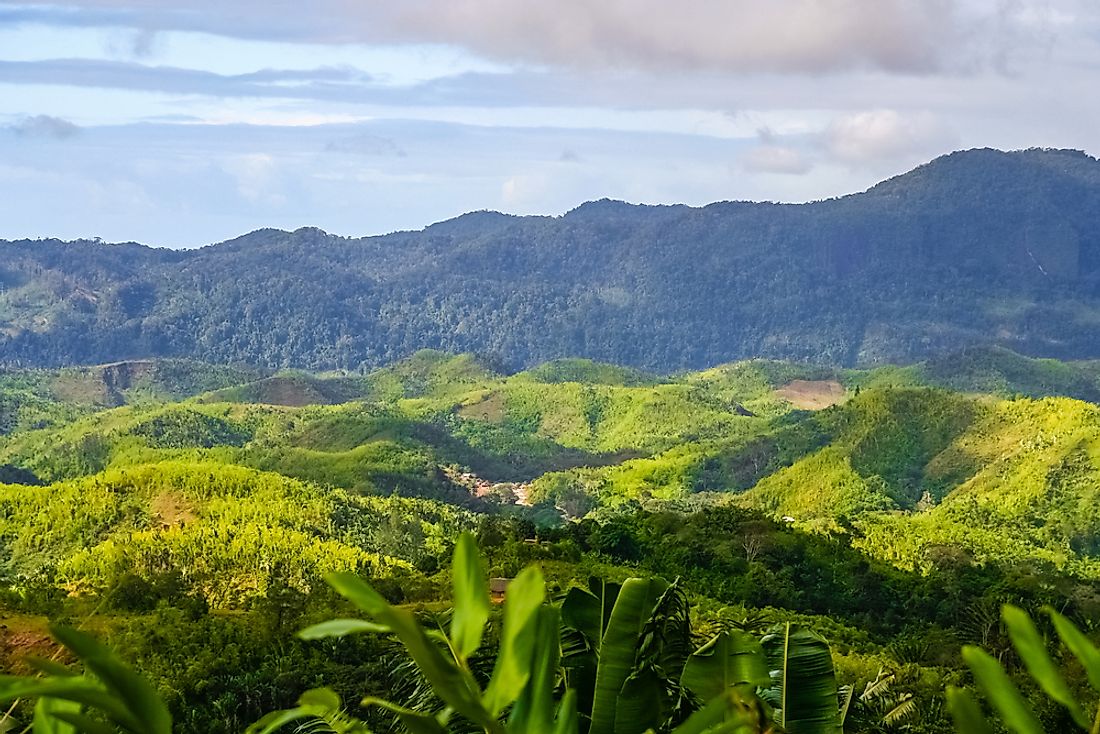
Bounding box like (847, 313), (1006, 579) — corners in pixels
(1, 0), (1098, 247)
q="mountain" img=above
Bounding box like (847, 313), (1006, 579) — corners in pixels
(3, 147), (1100, 372)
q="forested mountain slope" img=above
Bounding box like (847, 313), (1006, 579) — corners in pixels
(3, 147), (1100, 371)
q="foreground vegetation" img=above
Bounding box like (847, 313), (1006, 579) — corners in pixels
(6, 536), (1100, 734)
(4, 348), (1100, 730)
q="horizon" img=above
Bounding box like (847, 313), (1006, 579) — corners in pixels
(4, 144), (1093, 249)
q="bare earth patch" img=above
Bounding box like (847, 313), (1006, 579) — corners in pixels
(457, 391), (506, 422)
(775, 379), (846, 410)
(0, 616), (58, 673)
(252, 377), (333, 406)
(151, 492), (197, 528)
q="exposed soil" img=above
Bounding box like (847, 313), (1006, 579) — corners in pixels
(151, 491), (197, 528)
(775, 379), (846, 410)
(457, 391), (506, 422)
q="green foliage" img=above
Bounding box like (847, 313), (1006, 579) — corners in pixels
(0, 625), (172, 733)
(270, 532), (844, 734)
(0, 460), (473, 607)
(9, 349), (1100, 731)
(948, 605), (1100, 733)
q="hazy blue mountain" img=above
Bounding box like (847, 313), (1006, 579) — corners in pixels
(2, 147), (1099, 371)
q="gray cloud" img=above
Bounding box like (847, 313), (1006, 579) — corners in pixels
(0, 59), (382, 102)
(7, 114), (81, 138)
(0, 57), (662, 110)
(2, 0), (1066, 75)
(325, 134), (407, 157)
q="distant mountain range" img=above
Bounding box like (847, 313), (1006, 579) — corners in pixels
(2, 147), (1100, 371)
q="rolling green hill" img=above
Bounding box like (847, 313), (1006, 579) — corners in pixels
(6, 348), (1100, 732)
(6, 347), (1100, 580)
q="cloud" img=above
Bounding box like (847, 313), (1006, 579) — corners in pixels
(325, 134), (406, 157)
(7, 114), (81, 138)
(0, 58), (382, 103)
(222, 152), (283, 205)
(739, 127), (813, 174)
(824, 109), (957, 165)
(2, 0), (1058, 75)
(740, 144), (813, 175)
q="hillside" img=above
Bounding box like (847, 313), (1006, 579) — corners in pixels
(6, 348), (1100, 577)
(6, 350), (1100, 731)
(3, 148), (1100, 371)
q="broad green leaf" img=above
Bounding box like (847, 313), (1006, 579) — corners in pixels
(248, 689), (370, 734)
(246, 708), (323, 734)
(0, 677), (136, 727)
(451, 532), (491, 659)
(945, 686), (994, 734)
(51, 625), (172, 734)
(297, 619), (390, 640)
(483, 564), (546, 717)
(1002, 605), (1088, 729)
(365, 697), (447, 734)
(614, 668), (663, 734)
(588, 577), (668, 734)
(562, 578), (621, 649)
(34, 697), (80, 734)
(761, 624), (840, 734)
(509, 605), (562, 733)
(837, 685), (855, 728)
(50, 711), (121, 734)
(1048, 607), (1100, 693)
(297, 688), (341, 710)
(553, 689), (580, 734)
(326, 572), (496, 730)
(961, 646), (1043, 734)
(561, 587), (603, 644)
(683, 631), (771, 701)
(26, 658), (77, 678)
(671, 685), (764, 734)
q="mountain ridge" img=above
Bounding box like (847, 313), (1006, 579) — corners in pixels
(11, 147), (1096, 250)
(3, 147), (1100, 372)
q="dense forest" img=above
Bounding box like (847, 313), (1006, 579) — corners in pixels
(4, 347), (1100, 731)
(3, 148), (1100, 372)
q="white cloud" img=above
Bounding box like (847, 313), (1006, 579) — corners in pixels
(223, 153), (283, 204)
(740, 143), (813, 175)
(824, 109), (957, 165)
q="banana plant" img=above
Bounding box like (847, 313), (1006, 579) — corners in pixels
(251, 532), (568, 734)
(561, 576), (842, 734)
(260, 534), (776, 734)
(2, 532), (833, 734)
(946, 604), (1100, 734)
(680, 624), (841, 734)
(839, 669), (918, 733)
(561, 576), (692, 733)
(760, 624), (842, 734)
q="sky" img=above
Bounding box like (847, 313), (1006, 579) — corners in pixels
(0, 1), (1098, 248)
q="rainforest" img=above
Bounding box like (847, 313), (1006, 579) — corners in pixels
(2, 346), (1100, 732)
